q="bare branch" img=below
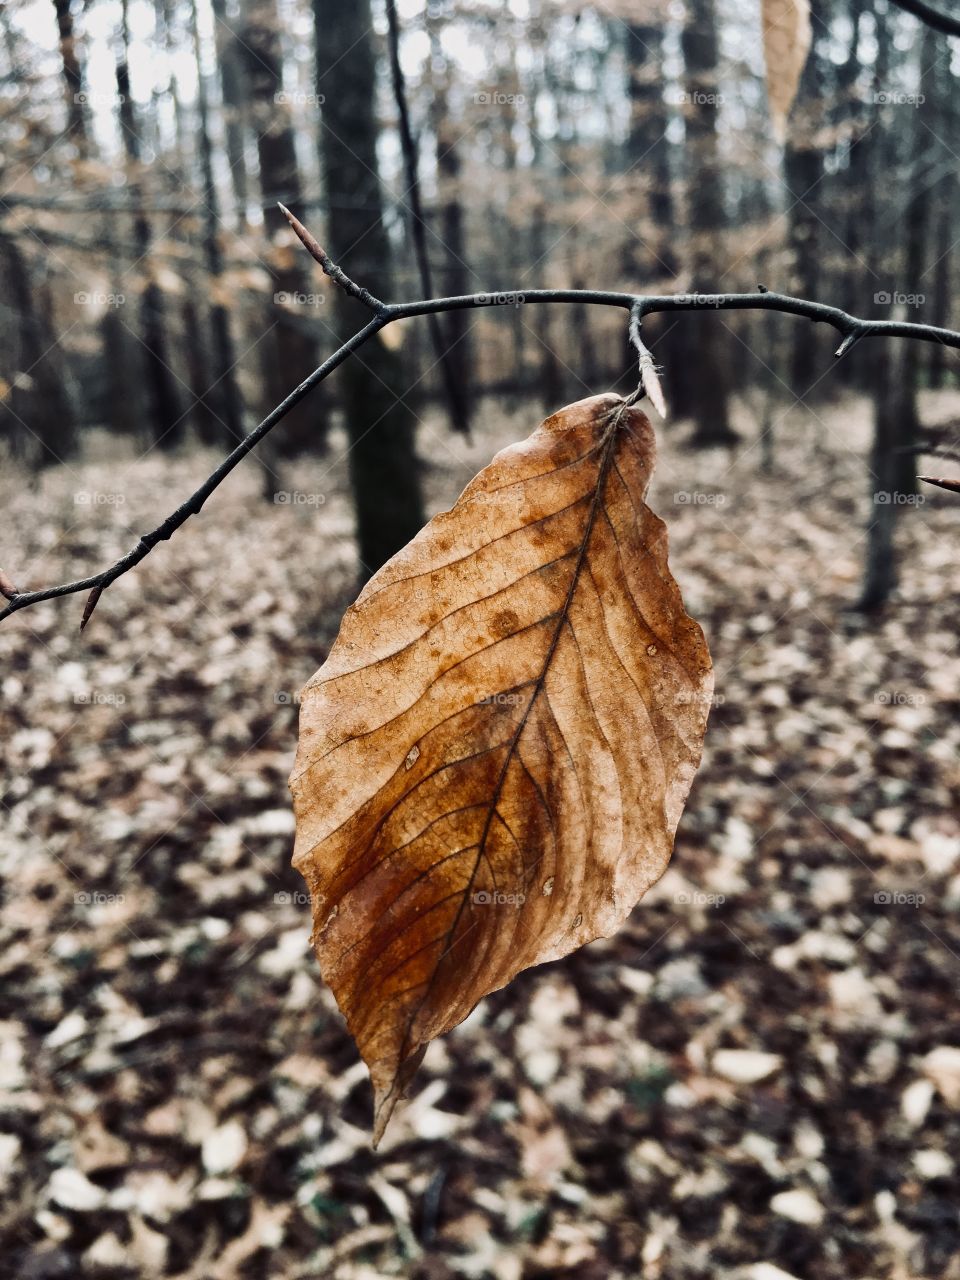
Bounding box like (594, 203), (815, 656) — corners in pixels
(886, 0), (960, 37)
(3, 280), (959, 627)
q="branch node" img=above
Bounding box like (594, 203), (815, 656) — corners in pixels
(628, 303), (668, 420)
(278, 203), (385, 313)
(835, 329), (861, 360)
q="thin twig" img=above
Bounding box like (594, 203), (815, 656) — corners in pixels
(3, 273), (960, 627)
(897, 444), (960, 463)
(886, 0), (960, 37)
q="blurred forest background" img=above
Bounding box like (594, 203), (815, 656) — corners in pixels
(2, 0), (960, 595)
(2, 0), (960, 1277)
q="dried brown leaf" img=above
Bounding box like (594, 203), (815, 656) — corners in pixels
(762, 0), (812, 144)
(289, 393), (713, 1143)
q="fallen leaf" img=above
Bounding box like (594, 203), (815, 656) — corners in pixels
(762, 0), (812, 143)
(200, 1120), (247, 1175)
(290, 393), (713, 1142)
(712, 1048), (783, 1084)
(923, 1045), (960, 1107)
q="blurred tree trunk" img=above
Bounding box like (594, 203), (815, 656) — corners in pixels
(857, 14), (931, 612)
(926, 40), (955, 391)
(857, 16), (904, 611)
(241, 0), (322, 456)
(835, 0), (866, 389)
(426, 3), (473, 435)
(680, 0), (734, 445)
(501, 43), (527, 399)
(117, 0), (182, 449)
(52, 0), (87, 152)
(784, 0), (824, 398)
(859, 322), (913, 610)
(315, 0), (424, 578)
(157, 0), (219, 445)
(0, 232), (77, 466)
(210, 0), (250, 230)
(843, 0), (887, 392)
(190, 0), (245, 445)
(624, 14), (687, 415)
(893, 24), (937, 491)
(532, 199), (564, 413)
(154, 0), (188, 166)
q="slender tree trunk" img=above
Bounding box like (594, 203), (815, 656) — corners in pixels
(680, 0), (734, 445)
(784, 0), (825, 398)
(241, 0), (322, 456)
(155, 0), (217, 444)
(117, 0), (182, 448)
(856, 12), (903, 611)
(0, 232), (77, 466)
(190, 0), (245, 444)
(926, 37), (955, 391)
(859, 323), (914, 610)
(315, 0), (424, 578)
(210, 0), (250, 230)
(624, 19), (687, 414)
(834, 0), (865, 389)
(893, 26), (937, 492)
(531, 200), (563, 413)
(426, 3), (473, 434)
(52, 0), (87, 152)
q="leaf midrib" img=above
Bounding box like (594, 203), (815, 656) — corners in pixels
(393, 402), (628, 1067)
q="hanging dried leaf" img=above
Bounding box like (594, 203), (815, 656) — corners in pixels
(289, 393), (713, 1143)
(762, 0), (812, 144)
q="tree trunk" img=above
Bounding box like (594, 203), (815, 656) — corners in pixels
(426, 3), (473, 434)
(893, 25), (937, 492)
(117, 0), (182, 449)
(315, 0), (424, 579)
(210, 0), (251, 230)
(241, 0), (323, 457)
(190, 0), (245, 445)
(858, 326), (914, 610)
(0, 232), (77, 466)
(680, 0), (734, 445)
(624, 18), (687, 415)
(783, 0), (825, 397)
(925, 34), (955, 391)
(52, 0), (87, 152)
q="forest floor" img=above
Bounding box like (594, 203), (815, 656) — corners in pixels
(1, 388), (959, 1280)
